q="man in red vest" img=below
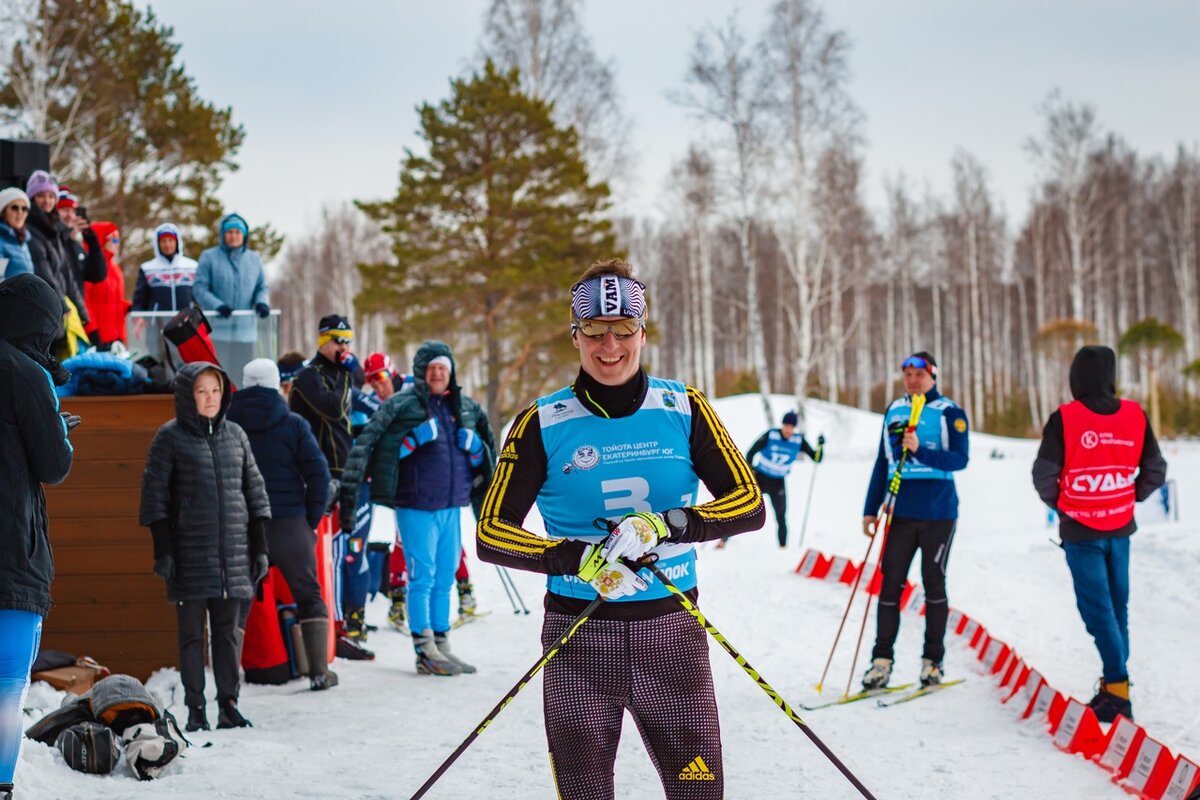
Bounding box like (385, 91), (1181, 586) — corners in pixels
(1033, 345), (1166, 723)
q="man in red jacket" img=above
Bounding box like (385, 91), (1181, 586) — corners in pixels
(1032, 345), (1167, 723)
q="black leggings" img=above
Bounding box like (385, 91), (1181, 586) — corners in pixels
(872, 517), (956, 664)
(541, 610), (723, 800)
(756, 472), (788, 547)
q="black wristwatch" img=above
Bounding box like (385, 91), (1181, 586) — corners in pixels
(665, 507), (689, 540)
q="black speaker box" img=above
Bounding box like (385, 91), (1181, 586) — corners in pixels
(0, 139), (50, 189)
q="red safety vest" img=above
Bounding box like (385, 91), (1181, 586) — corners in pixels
(1058, 399), (1145, 530)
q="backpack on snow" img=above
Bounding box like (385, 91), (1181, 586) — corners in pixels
(122, 710), (190, 781)
(55, 721), (120, 775)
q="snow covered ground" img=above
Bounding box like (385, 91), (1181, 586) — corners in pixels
(17, 393), (1200, 799)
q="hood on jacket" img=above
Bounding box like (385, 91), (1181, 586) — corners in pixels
(174, 361), (232, 434)
(411, 340), (459, 401)
(217, 213), (249, 255)
(1069, 345), (1117, 402)
(152, 222), (185, 261)
(0, 273), (69, 385)
(227, 385), (289, 433)
(90, 221), (120, 270)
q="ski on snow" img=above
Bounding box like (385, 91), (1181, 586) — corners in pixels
(800, 683), (916, 711)
(876, 678), (966, 707)
(451, 610), (493, 629)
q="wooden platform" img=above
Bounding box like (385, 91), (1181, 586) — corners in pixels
(43, 395), (178, 680)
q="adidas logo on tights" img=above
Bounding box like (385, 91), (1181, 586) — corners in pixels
(678, 756), (716, 781)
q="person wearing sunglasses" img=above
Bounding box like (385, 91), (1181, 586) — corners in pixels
(0, 187), (34, 279)
(289, 315), (377, 661)
(475, 258), (764, 799)
(860, 351), (970, 692)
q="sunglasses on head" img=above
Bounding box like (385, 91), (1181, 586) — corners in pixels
(573, 316), (645, 340)
(367, 369), (390, 383)
(900, 356), (936, 375)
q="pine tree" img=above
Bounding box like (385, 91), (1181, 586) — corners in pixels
(358, 61), (617, 425)
(0, 0), (245, 265)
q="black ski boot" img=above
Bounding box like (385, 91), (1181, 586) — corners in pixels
(345, 607), (369, 643)
(1, 781), (14, 800)
(216, 698), (252, 729)
(1087, 680), (1132, 723)
(185, 704), (210, 732)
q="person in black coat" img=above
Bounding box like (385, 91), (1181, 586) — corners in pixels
(139, 361), (271, 732)
(227, 358), (338, 691)
(0, 274), (75, 799)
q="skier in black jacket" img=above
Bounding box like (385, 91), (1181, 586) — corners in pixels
(227, 358), (338, 691)
(0, 274), (75, 800)
(139, 361), (271, 732)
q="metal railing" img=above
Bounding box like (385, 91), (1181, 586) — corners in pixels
(127, 309), (280, 385)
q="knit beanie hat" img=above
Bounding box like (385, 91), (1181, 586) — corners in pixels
(317, 314), (353, 347)
(781, 411), (798, 426)
(220, 213), (249, 236)
(242, 358), (281, 391)
(56, 187), (78, 210)
(25, 170), (57, 200)
(0, 187), (29, 214)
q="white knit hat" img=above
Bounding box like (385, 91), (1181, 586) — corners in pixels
(0, 187), (30, 215)
(242, 358), (280, 391)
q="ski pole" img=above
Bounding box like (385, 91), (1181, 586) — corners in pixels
(494, 564), (520, 614)
(843, 394), (926, 698)
(794, 433), (824, 552)
(645, 562), (879, 800)
(409, 595), (604, 800)
(814, 395), (924, 694)
(501, 565), (531, 615)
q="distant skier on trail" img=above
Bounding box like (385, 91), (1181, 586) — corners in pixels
(741, 410), (823, 548)
(476, 258), (764, 799)
(860, 352), (969, 691)
(1031, 345), (1166, 723)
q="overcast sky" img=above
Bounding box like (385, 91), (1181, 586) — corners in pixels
(147, 0), (1200, 243)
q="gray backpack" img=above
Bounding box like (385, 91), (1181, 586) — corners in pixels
(55, 721), (120, 775)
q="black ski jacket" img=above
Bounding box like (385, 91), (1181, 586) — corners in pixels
(289, 352), (353, 478)
(0, 275), (75, 616)
(139, 362), (271, 602)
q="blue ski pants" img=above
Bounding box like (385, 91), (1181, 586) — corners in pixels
(395, 507), (462, 635)
(1062, 536), (1131, 683)
(0, 610), (42, 784)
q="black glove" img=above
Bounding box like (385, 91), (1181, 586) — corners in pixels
(60, 412), (81, 431)
(216, 304), (233, 318)
(153, 555), (175, 581)
(254, 302), (270, 318)
(817, 434), (825, 446)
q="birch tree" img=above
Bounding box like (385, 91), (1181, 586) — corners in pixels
(479, 0), (631, 187)
(673, 14), (775, 424)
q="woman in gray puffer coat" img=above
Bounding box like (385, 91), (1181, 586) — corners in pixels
(139, 361), (271, 732)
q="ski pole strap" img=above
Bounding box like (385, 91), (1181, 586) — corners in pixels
(408, 595), (603, 800)
(644, 563), (880, 800)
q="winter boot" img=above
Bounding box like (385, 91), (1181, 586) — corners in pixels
(334, 619), (375, 661)
(919, 658), (943, 687)
(413, 629), (463, 676)
(345, 607), (369, 643)
(216, 698), (252, 729)
(2, 782), (14, 800)
(434, 632), (477, 674)
(861, 657), (893, 690)
(387, 587), (408, 633)
(1088, 679), (1133, 723)
(300, 618), (339, 691)
(456, 579), (477, 616)
(185, 704), (210, 732)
